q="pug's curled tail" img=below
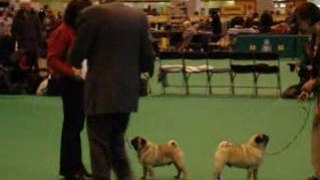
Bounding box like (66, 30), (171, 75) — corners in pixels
(168, 140), (179, 148)
(218, 141), (232, 149)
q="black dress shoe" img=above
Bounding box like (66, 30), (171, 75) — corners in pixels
(61, 167), (91, 180)
(64, 173), (85, 180)
(78, 167), (92, 178)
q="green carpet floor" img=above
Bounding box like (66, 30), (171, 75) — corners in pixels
(0, 59), (315, 180)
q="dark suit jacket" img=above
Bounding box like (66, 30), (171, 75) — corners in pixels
(70, 2), (155, 115)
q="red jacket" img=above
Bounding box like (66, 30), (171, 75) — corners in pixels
(47, 22), (74, 77)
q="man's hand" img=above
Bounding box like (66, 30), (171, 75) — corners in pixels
(298, 91), (310, 101)
(298, 78), (317, 101)
(301, 79), (316, 93)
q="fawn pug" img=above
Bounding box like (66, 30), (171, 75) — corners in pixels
(213, 133), (269, 180)
(131, 136), (187, 179)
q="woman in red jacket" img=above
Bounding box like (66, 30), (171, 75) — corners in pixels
(47, 0), (91, 179)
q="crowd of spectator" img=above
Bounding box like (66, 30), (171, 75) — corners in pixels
(0, 2), (299, 95)
(0, 3), (62, 95)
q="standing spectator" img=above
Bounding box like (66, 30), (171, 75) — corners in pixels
(69, 0), (155, 179)
(11, 0), (42, 71)
(0, 9), (13, 36)
(0, 9), (14, 67)
(40, 8), (59, 58)
(56, 11), (63, 26)
(295, 2), (320, 180)
(38, 4), (49, 25)
(0, 29), (14, 67)
(43, 9), (58, 36)
(46, 0), (92, 179)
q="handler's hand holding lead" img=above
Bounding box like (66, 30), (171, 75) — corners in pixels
(298, 91), (310, 101)
(301, 79), (316, 93)
(298, 79), (316, 100)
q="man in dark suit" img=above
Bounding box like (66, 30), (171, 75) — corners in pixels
(69, 0), (155, 179)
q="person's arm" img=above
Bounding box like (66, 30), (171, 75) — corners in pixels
(11, 16), (20, 46)
(69, 9), (96, 69)
(47, 26), (76, 77)
(300, 46), (311, 67)
(139, 15), (156, 77)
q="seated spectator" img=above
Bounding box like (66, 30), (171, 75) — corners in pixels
(209, 9), (222, 42)
(197, 16), (211, 32)
(244, 11), (259, 28)
(259, 10), (273, 33)
(230, 16), (245, 28)
(180, 20), (198, 50)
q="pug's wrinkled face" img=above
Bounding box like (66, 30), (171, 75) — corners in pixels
(248, 133), (269, 149)
(131, 136), (147, 151)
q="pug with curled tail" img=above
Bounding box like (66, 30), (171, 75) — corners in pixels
(131, 136), (187, 179)
(213, 133), (269, 180)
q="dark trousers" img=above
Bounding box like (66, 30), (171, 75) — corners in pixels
(87, 113), (133, 180)
(25, 50), (38, 71)
(59, 78), (85, 176)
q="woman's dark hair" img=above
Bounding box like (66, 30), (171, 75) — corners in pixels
(64, 0), (91, 28)
(294, 2), (320, 26)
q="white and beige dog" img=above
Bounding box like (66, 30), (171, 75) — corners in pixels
(213, 133), (269, 180)
(131, 136), (187, 179)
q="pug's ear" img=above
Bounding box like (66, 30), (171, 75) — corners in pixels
(255, 136), (263, 144)
(141, 138), (147, 146)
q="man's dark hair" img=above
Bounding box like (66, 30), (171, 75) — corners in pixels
(64, 0), (91, 28)
(294, 2), (320, 26)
